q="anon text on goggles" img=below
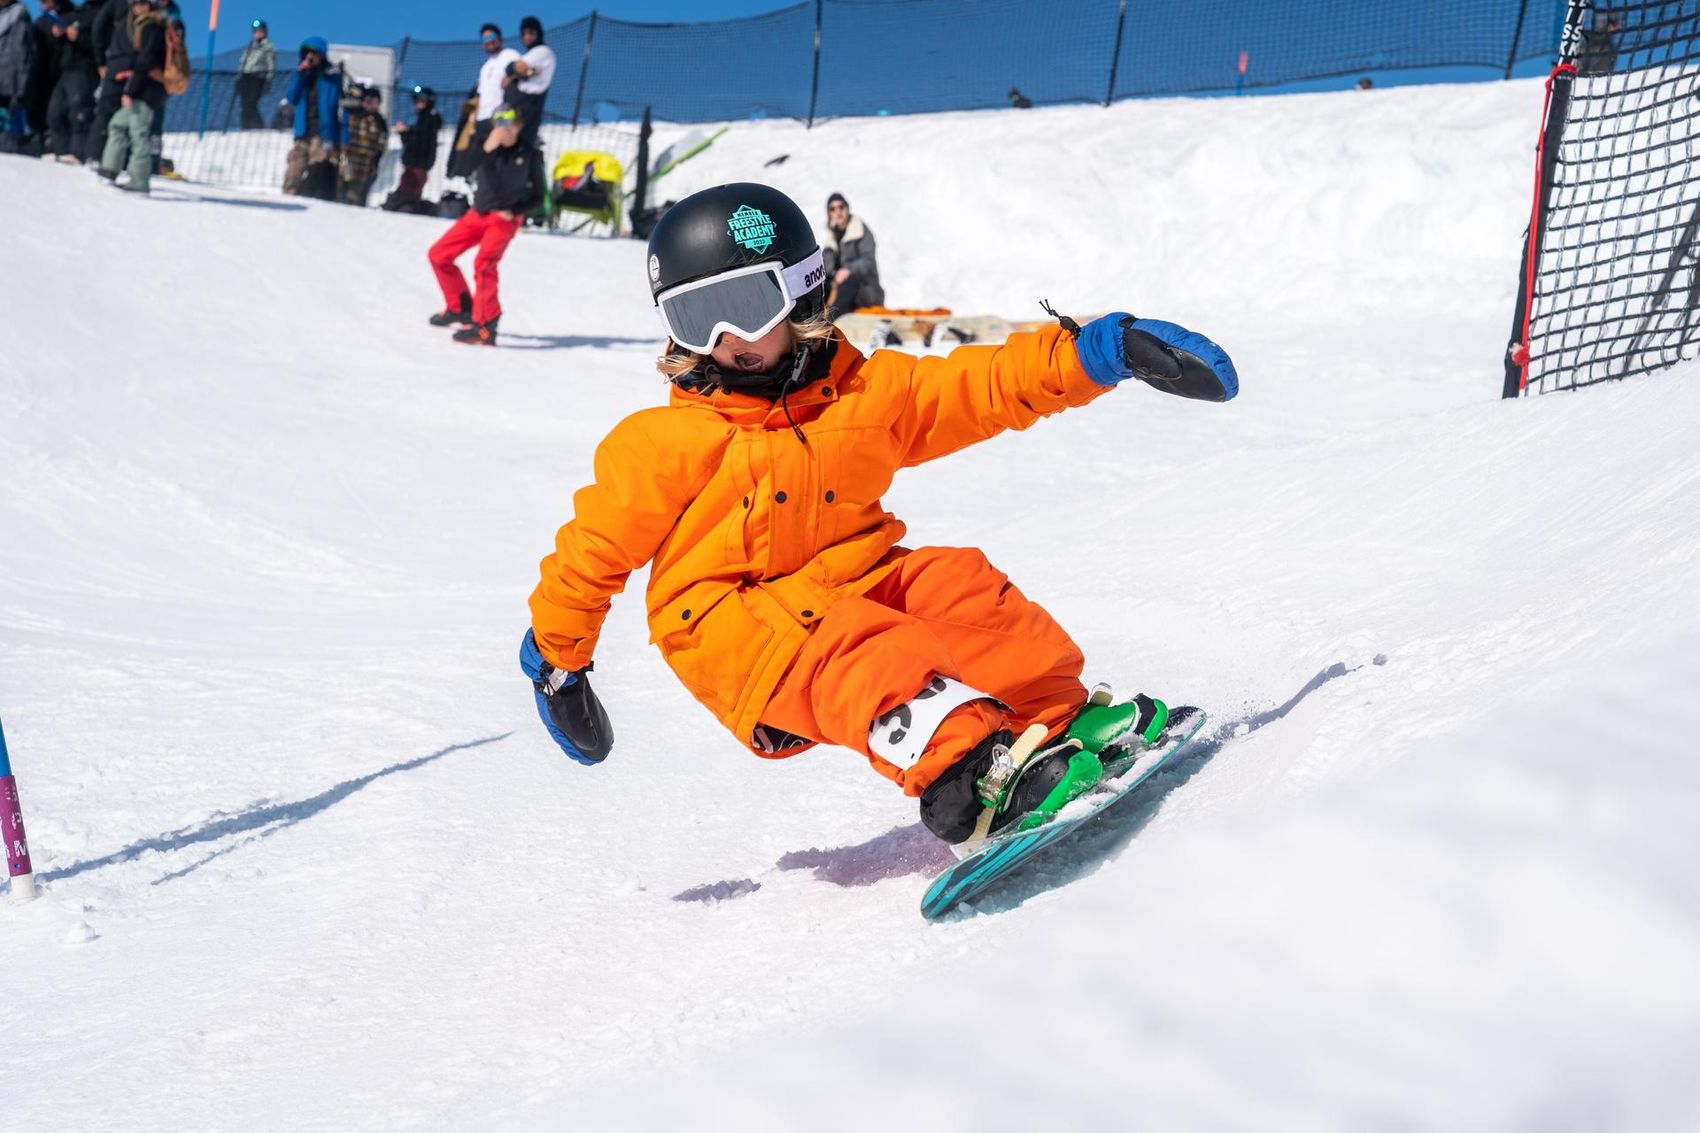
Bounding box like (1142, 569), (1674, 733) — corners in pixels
(654, 249), (825, 354)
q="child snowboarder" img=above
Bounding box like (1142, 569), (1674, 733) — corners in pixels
(520, 183), (1238, 845)
(425, 103), (538, 346)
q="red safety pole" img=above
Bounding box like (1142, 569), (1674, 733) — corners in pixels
(0, 717), (37, 902)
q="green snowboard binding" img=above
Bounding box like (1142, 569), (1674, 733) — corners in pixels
(969, 685), (1171, 843)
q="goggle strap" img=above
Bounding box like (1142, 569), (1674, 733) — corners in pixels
(779, 248), (826, 304)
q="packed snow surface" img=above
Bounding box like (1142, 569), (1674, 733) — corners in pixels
(4, 79), (1699, 1131)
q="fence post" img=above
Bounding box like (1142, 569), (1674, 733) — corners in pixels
(1104, 0), (1128, 107)
(1505, 0), (1533, 79)
(572, 11), (598, 127)
(633, 105), (652, 225)
(1502, 0), (1587, 397)
(807, 0), (824, 128)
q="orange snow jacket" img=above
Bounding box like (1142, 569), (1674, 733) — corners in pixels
(529, 324), (1112, 753)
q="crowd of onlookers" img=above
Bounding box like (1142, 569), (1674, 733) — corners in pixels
(0, 0), (190, 191)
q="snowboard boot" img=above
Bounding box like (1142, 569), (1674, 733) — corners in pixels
(919, 725), (1105, 845)
(453, 316), (499, 346)
(429, 294), (473, 327)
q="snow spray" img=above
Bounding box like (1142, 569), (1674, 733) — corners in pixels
(0, 717), (37, 902)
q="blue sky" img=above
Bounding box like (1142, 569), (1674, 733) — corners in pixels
(162, 1), (790, 54)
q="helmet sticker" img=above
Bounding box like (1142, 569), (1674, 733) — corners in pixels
(649, 254), (660, 284)
(727, 205), (777, 254)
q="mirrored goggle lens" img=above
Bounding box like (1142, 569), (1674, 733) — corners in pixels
(659, 270), (790, 352)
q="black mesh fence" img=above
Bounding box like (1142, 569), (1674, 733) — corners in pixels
(153, 0), (1565, 195)
(1509, 1), (1700, 395)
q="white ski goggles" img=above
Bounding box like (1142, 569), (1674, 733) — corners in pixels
(654, 248), (825, 354)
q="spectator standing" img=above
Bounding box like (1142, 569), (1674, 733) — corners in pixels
(0, 0), (36, 155)
(338, 83), (386, 206)
(822, 192), (884, 318)
(384, 83), (441, 211)
(470, 22), (519, 148)
(426, 104), (540, 347)
(1579, 12), (1621, 76)
(504, 15), (554, 150)
(235, 17), (274, 129)
(82, 0), (121, 163)
(42, 0), (99, 162)
(279, 34), (342, 198)
(96, 0), (166, 193)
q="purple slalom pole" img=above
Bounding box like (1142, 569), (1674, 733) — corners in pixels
(0, 717), (37, 902)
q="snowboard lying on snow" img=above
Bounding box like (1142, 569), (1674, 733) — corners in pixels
(835, 308), (1058, 354)
(920, 707), (1209, 920)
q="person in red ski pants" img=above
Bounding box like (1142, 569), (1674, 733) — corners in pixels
(425, 104), (538, 346)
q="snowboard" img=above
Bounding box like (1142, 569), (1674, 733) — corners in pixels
(920, 708), (1209, 920)
(836, 310), (1044, 355)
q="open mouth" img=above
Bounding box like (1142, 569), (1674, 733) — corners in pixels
(732, 351), (767, 371)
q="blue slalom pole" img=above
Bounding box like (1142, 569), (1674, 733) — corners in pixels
(197, 4), (220, 138)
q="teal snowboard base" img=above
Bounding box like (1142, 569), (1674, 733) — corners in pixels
(920, 709), (1209, 920)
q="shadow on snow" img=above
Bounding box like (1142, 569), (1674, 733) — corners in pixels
(39, 732), (512, 888)
(672, 656), (1385, 910)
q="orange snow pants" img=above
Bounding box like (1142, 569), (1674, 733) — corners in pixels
(759, 546), (1087, 796)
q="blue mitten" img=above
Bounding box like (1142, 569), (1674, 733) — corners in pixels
(520, 629), (614, 765)
(1075, 312), (1238, 402)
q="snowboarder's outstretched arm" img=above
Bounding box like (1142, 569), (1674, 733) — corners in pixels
(893, 313), (1236, 466)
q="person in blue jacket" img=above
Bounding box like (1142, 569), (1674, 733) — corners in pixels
(278, 35), (343, 198)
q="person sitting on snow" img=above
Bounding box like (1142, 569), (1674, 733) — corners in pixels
(822, 191), (885, 319)
(519, 182), (1238, 846)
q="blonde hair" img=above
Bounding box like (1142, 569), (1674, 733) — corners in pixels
(657, 311), (837, 380)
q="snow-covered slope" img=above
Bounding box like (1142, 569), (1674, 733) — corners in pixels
(3, 79), (1698, 1132)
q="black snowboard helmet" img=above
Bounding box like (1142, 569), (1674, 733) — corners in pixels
(646, 183), (827, 357)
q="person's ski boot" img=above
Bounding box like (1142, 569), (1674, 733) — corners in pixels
(429, 294), (473, 327)
(453, 316), (499, 346)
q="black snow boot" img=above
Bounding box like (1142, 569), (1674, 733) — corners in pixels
(429, 294), (473, 327)
(453, 316), (499, 346)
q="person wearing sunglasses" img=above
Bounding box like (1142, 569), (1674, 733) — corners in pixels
(520, 182), (1239, 846)
(470, 21), (519, 146)
(425, 104), (539, 346)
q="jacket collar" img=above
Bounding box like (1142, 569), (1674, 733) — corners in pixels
(669, 331), (861, 426)
(830, 215), (866, 246)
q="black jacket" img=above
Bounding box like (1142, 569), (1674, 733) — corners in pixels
(401, 106), (441, 169)
(42, 7), (98, 82)
(469, 139), (541, 214)
(104, 8), (165, 107)
(89, 0), (118, 68)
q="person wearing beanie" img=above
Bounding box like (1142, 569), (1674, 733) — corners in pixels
(236, 17), (275, 130)
(425, 103), (542, 347)
(823, 192), (885, 318)
(502, 15), (555, 150)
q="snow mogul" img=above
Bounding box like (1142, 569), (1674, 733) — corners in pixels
(521, 183), (1237, 845)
